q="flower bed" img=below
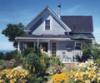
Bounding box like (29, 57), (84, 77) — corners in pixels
(52, 60), (100, 83)
(0, 66), (29, 83)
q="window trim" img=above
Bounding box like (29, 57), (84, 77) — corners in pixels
(45, 20), (50, 30)
(75, 42), (81, 50)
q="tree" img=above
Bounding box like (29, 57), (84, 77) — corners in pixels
(2, 23), (25, 47)
(0, 52), (4, 60)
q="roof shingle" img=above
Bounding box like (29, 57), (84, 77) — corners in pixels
(61, 16), (93, 33)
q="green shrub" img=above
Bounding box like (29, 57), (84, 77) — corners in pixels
(0, 52), (4, 60)
(92, 47), (100, 59)
(27, 75), (45, 83)
(22, 48), (34, 57)
(95, 58), (100, 66)
(0, 60), (5, 69)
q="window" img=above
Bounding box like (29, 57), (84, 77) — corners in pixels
(45, 20), (50, 30)
(75, 42), (81, 50)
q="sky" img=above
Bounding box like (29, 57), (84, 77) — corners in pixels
(0, 0), (100, 51)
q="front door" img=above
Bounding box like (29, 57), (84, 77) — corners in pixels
(51, 42), (57, 56)
(40, 42), (48, 52)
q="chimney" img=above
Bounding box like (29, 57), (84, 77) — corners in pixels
(57, 0), (61, 18)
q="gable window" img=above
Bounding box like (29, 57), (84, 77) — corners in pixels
(45, 20), (50, 30)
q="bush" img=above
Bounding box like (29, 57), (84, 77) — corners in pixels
(22, 48), (34, 57)
(47, 56), (63, 75)
(27, 75), (45, 83)
(24, 52), (50, 75)
(0, 60), (5, 69)
(94, 58), (100, 66)
(4, 52), (13, 60)
(13, 53), (24, 67)
(0, 52), (4, 60)
(92, 47), (100, 60)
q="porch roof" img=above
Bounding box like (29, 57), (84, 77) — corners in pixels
(70, 33), (94, 39)
(15, 33), (94, 41)
(15, 35), (70, 41)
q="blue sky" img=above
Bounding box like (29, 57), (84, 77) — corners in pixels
(0, 0), (100, 50)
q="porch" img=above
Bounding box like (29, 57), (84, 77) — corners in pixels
(16, 36), (82, 63)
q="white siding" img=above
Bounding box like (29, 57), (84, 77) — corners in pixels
(56, 41), (82, 63)
(32, 11), (66, 35)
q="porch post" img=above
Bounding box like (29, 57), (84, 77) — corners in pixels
(73, 41), (76, 62)
(37, 39), (39, 48)
(17, 41), (21, 53)
(48, 40), (51, 57)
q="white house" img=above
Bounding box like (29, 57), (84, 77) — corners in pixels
(16, 6), (94, 63)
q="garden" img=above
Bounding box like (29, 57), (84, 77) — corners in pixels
(0, 45), (100, 83)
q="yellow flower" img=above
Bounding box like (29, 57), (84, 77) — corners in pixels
(97, 77), (100, 83)
(52, 72), (69, 83)
(0, 66), (29, 83)
(10, 79), (16, 83)
(0, 80), (4, 83)
(85, 80), (91, 83)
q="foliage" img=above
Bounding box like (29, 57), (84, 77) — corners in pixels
(78, 42), (100, 62)
(25, 53), (40, 73)
(21, 47), (50, 82)
(4, 51), (15, 60)
(0, 66), (29, 83)
(22, 47), (64, 82)
(0, 52), (4, 60)
(22, 48), (34, 57)
(92, 43), (100, 60)
(2, 23), (25, 47)
(82, 48), (91, 62)
(0, 50), (17, 61)
(13, 53), (24, 67)
(24, 53), (50, 75)
(94, 58), (100, 67)
(27, 75), (46, 83)
(52, 60), (100, 83)
(76, 43), (100, 62)
(0, 60), (5, 70)
(47, 56), (64, 74)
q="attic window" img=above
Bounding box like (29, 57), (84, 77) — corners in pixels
(45, 20), (50, 30)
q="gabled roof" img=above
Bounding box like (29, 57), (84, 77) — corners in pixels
(61, 16), (93, 33)
(26, 6), (71, 32)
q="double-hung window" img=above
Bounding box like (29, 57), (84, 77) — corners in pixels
(45, 20), (50, 30)
(75, 42), (81, 50)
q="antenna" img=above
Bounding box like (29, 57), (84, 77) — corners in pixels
(57, 0), (61, 18)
